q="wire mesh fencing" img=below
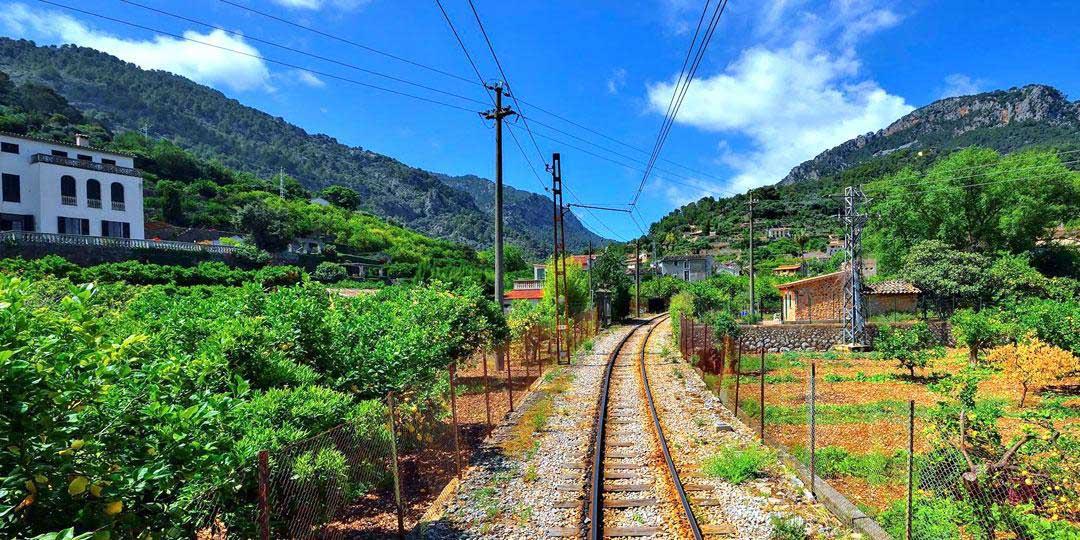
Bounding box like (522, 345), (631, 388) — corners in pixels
(677, 314), (1079, 540)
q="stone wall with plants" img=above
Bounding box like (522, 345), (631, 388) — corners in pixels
(738, 321), (953, 352)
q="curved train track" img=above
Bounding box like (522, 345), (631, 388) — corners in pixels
(544, 314), (715, 539)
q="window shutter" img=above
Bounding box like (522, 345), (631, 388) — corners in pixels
(81, 219), (90, 235)
(24, 215), (33, 232)
(101, 221), (110, 238)
(57, 217), (63, 233)
(122, 222), (131, 239)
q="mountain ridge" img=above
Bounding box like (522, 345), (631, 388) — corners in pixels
(778, 84), (1080, 185)
(0, 38), (607, 256)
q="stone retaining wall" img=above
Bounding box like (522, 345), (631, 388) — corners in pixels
(738, 321), (952, 352)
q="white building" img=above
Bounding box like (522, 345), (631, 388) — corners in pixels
(659, 255), (713, 282)
(0, 133), (144, 239)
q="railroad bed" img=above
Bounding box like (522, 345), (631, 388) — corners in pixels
(420, 318), (850, 540)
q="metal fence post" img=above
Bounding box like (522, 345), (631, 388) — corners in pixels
(482, 349), (492, 430)
(759, 348), (766, 443)
(907, 399), (915, 540)
(257, 450), (270, 540)
(734, 353), (741, 416)
(448, 362), (462, 480)
(536, 327), (544, 379)
(387, 393), (405, 540)
(505, 343), (514, 412)
(810, 361), (816, 498)
(690, 319), (696, 363)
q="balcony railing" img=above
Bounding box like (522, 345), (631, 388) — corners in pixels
(111, 201), (126, 211)
(87, 198), (102, 209)
(0, 231), (238, 255)
(512, 279), (543, 290)
(31, 153), (142, 177)
(61, 195), (77, 206)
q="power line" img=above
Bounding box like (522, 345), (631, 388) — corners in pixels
(116, 0), (490, 107)
(216, 0), (479, 87)
(33, 0), (481, 113)
(219, 0), (728, 193)
(631, 0), (729, 207)
(465, 0), (548, 168)
(432, 0), (495, 104)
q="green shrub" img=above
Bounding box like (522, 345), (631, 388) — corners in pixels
(702, 443), (774, 484)
(769, 515), (807, 540)
(313, 261), (347, 283)
(879, 493), (966, 540)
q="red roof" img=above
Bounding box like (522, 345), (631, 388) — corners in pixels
(505, 289), (544, 300)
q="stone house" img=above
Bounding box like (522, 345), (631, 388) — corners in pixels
(777, 271), (920, 322)
(659, 255), (713, 282)
(773, 263), (804, 276)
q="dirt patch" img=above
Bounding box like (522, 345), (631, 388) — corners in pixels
(768, 420), (931, 455)
(830, 476), (907, 512)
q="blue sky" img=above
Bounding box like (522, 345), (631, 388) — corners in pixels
(3, 0), (1079, 241)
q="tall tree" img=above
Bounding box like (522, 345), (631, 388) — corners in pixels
(869, 148), (1079, 272)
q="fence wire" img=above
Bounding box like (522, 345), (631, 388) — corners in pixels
(678, 315), (1079, 540)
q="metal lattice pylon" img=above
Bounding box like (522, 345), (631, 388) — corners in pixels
(839, 186), (869, 346)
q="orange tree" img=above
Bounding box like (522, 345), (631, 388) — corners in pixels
(987, 336), (1078, 407)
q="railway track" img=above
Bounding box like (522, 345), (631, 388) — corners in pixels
(546, 315), (733, 539)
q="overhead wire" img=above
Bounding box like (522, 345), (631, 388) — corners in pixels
(631, 0), (730, 208)
(116, 0), (490, 107)
(33, 0), (482, 113)
(215, 0), (479, 87)
(220, 0), (731, 198)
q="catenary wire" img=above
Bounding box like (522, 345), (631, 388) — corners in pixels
(33, 0), (481, 113)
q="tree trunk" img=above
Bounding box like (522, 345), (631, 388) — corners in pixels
(1020, 383), (1028, 408)
(968, 345), (978, 366)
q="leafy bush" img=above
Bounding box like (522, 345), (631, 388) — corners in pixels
(769, 515), (807, 540)
(875, 322), (943, 377)
(313, 261), (347, 283)
(879, 493), (966, 540)
(702, 443), (774, 484)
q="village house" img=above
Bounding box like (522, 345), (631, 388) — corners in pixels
(659, 254), (713, 282)
(777, 271), (920, 322)
(826, 235), (845, 256)
(773, 263), (804, 276)
(766, 226), (793, 240)
(0, 132), (144, 238)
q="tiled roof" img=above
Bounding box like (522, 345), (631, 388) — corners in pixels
(866, 280), (921, 294)
(774, 264), (803, 271)
(505, 289), (544, 300)
(0, 131), (137, 157)
(776, 271), (842, 289)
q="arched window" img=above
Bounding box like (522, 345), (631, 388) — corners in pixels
(110, 182), (125, 211)
(87, 179), (101, 208)
(60, 175), (76, 205)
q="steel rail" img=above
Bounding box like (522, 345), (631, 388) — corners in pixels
(639, 314), (704, 539)
(588, 314), (659, 539)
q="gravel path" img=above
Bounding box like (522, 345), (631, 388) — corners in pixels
(643, 320), (851, 539)
(418, 318), (852, 539)
(419, 323), (636, 539)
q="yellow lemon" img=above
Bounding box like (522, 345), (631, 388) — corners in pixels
(90, 484), (104, 497)
(68, 476), (89, 496)
(70, 439), (85, 450)
(104, 500), (123, 516)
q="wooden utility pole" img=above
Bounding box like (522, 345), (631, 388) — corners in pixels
(483, 83), (515, 368)
(747, 191), (756, 319)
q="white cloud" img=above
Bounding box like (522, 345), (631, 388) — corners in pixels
(606, 68), (627, 95)
(295, 70), (326, 87)
(644, 0), (910, 202)
(271, 0), (371, 10)
(647, 42), (913, 194)
(0, 3), (272, 93)
(939, 73), (986, 99)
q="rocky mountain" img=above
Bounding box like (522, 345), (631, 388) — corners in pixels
(779, 84), (1080, 185)
(0, 38), (607, 256)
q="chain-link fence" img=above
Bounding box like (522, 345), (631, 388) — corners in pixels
(182, 316), (601, 538)
(678, 314), (1078, 540)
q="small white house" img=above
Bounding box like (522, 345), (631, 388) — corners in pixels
(659, 255), (713, 282)
(0, 133), (144, 238)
